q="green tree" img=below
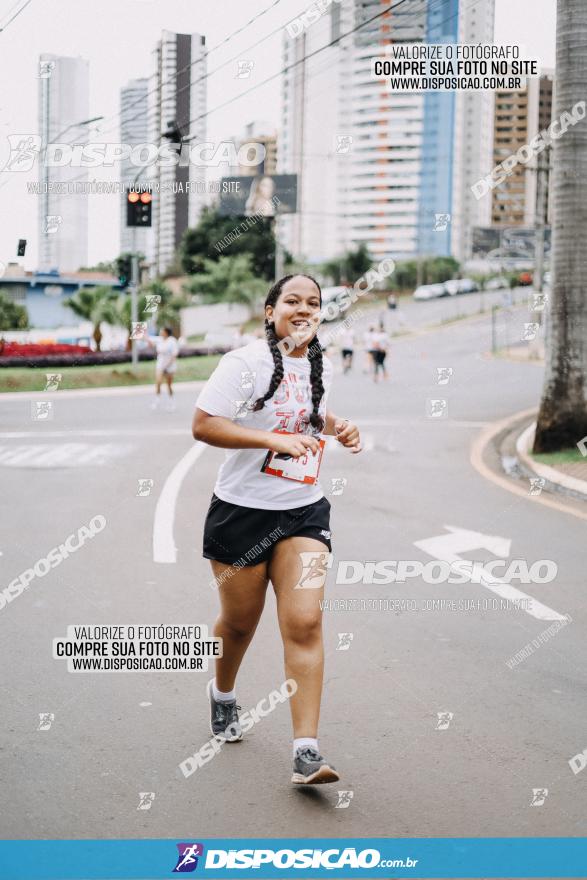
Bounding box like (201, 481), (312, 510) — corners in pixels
(78, 260), (115, 274)
(343, 243), (372, 283)
(184, 254), (267, 318)
(322, 244), (373, 286)
(390, 260), (418, 290)
(534, 0), (587, 451)
(423, 256), (460, 284)
(63, 286), (119, 351)
(179, 207), (277, 279)
(0, 292), (29, 330)
(116, 281), (188, 343)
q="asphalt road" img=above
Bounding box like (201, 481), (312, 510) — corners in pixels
(1, 295), (586, 844)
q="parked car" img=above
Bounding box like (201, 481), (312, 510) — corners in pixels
(518, 271), (533, 286)
(413, 283), (447, 301)
(321, 286), (353, 321)
(458, 278), (479, 294)
(444, 278), (479, 296)
(485, 276), (509, 290)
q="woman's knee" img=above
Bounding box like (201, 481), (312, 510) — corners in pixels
(219, 614), (260, 640)
(282, 612), (323, 647)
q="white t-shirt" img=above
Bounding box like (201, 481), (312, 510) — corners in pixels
(341, 330), (355, 349)
(156, 336), (179, 373)
(372, 331), (389, 352)
(196, 339), (333, 510)
(363, 330), (377, 350)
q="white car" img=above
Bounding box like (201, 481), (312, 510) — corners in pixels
(413, 283), (446, 301)
(445, 278), (479, 296)
(485, 276), (509, 290)
(321, 286), (353, 321)
(444, 279), (461, 296)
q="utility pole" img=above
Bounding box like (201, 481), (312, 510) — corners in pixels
(131, 227), (139, 367)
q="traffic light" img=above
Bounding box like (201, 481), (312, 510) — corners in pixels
(116, 254), (132, 288)
(17, 239), (26, 256)
(126, 187), (152, 227)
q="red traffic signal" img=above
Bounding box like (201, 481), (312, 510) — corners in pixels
(126, 187), (152, 227)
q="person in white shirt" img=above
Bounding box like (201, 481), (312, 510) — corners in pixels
(148, 327), (179, 411)
(362, 325), (378, 375)
(193, 274), (362, 785)
(371, 329), (390, 383)
(340, 328), (355, 373)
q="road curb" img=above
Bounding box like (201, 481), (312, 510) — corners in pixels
(0, 379), (207, 401)
(516, 421), (587, 500)
(470, 408), (587, 522)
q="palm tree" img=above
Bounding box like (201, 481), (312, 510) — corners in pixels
(184, 255), (267, 319)
(115, 281), (188, 347)
(533, 0), (587, 452)
(64, 286), (119, 351)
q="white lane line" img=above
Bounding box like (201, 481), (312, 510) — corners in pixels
(153, 442), (208, 564)
(0, 429), (190, 439)
(0, 380), (207, 401)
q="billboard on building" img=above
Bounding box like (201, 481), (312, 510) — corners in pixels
(472, 226), (551, 260)
(218, 174), (298, 217)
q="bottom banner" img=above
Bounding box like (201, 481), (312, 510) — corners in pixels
(0, 838), (585, 879)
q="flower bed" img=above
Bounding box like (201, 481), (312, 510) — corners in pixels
(0, 343), (231, 368)
(0, 342), (92, 357)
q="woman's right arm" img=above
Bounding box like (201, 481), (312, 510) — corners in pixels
(192, 409), (320, 457)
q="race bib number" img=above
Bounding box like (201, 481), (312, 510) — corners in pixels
(260, 431), (325, 485)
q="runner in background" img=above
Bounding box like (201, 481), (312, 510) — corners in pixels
(372, 328), (390, 383)
(362, 325), (377, 376)
(340, 327), (355, 374)
(148, 327), (179, 411)
(193, 274), (362, 785)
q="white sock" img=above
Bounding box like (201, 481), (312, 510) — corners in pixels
(212, 679), (236, 702)
(293, 737), (319, 756)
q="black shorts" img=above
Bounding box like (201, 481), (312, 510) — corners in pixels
(374, 350), (387, 366)
(203, 494), (332, 565)
(341, 348), (353, 358)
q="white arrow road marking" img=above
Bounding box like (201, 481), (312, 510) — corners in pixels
(414, 525), (566, 622)
(153, 443), (207, 564)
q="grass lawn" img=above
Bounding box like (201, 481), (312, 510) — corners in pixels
(532, 449), (587, 465)
(0, 354), (222, 393)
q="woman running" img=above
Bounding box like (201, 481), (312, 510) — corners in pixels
(149, 327), (179, 411)
(340, 327), (355, 374)
(192, 274), (361, 785)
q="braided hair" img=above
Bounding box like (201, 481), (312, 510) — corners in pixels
(253, 274), (325, 433)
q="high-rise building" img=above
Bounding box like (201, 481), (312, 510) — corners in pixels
(280, 0), (495, 266)
(490, 71), (554, 228)
(38, 54), (90, 272)
(450, 0), (496, 261)
(120, 78), (149, 257)
(237, 121), (277, 176)
(148, 30), (207, 276)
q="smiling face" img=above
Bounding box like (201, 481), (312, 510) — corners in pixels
(266, 275), (322, 354)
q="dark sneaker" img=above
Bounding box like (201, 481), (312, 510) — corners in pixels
(206, 679), (242, 742)
(291, 747), (340, 784)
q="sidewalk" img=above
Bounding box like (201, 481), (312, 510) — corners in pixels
(515, 421), (587, 500)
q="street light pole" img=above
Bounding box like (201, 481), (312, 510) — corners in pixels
(131, 226), (139, 367)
